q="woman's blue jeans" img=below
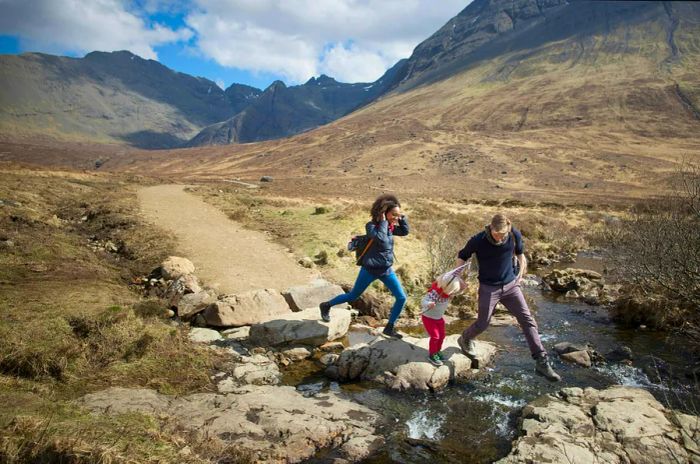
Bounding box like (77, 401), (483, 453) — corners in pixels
(327, 267), (407, 325)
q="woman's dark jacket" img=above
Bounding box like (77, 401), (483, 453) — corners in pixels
(361, 217), (409, 276)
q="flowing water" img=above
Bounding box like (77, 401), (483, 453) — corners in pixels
(283, 259), (700, 463)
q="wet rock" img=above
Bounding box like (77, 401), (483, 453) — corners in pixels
(543, 269), (604, 301)
(204, 288), (292, 327)
(499, 386), (697, 464)
(553, 342), (588, 355)
(177, 289), (217, 320)
(79, 385), (382, 463)
(519, 274), (542, 288)
(187, 327), (222, 343)
(249, 307), (351, 347)
(282, 279), (346, 311)
(606, 345), (634, 363)
(637, 355), (673, 383)
(332, 335), (497, 391)
(560, 350), (591, 367)
(160, 256), (195, 280)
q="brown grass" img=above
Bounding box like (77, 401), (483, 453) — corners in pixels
(0, 167), (222, 462)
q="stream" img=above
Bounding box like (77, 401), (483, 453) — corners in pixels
(282, 257), (700, 463)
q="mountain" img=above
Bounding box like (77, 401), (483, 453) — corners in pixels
(0, 50), (237, 148)
(94, 0), (699, 204)
(0, 50), (399, 148)
(187, 61), (407, 146)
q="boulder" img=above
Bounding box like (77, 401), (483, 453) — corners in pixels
(188, 327), (222, 343)
(498, 386), (697, 464)
(177, 290), (217, 320)
(217, 354), (281, 388)
(543, 268), (603, 297)
(160, 256), (195, 280)
(204, 289), (292, 327)
(79, 385), (382, 463)
(165, 274), (203, 306)
(282, 280), (346, 311)
(606, 345), (634, 362)
(560, 350), (592, 368)
(342, 284), (392, 319)
(553, 342), (588, 355)
(332, 335), (497, 390)
(249, 307), (351, 347)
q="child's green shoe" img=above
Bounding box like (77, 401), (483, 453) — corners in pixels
(428, 353), (444, 367)
(437, 351), (445, 361)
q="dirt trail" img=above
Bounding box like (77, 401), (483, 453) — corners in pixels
(138, 184), (317, 294)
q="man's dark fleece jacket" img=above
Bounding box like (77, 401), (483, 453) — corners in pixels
(458, 227), (524, 286)
(362, 217), (409, 276)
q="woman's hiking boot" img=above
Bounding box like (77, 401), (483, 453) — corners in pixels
(382, 323), (403, 339)
(319, 302), (331, 322)
(457, 335), (477, 358)
(428, 353), (443, 366)
(535, 353), (561, 382)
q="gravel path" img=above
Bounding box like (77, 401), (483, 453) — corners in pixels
(138, 184), (317, 294)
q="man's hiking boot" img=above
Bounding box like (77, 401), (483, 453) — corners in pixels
(428, 353), (443, 367)
(457, 335), (477, 358)
(535, 353), (561, 382)
(319, 302), (331, 322)
(382, 324), (403, 339)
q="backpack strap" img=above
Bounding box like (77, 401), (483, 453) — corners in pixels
(356, 237), (375, 265)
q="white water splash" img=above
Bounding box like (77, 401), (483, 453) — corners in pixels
(593, 363), (654, 388)
(406, 409), (444, 440)
(473, 392), (527, 409)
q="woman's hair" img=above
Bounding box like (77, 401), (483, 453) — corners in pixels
(370, 194), (401, 222)
(436, 272), (461, 296)
(490, 213), (511, 233)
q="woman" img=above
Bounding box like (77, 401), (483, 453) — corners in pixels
(319, 194), (409, 338)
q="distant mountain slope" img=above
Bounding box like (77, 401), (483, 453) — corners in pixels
(0, 51), (236, 148)
(0, 49), (404, 148)
(187, 60), (407, 146)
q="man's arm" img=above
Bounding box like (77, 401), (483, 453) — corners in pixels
(516, 253), (527, 281)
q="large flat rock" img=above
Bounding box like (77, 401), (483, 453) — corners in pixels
(248, 307), (351, 347)
(204, 288), (292, 327)
(282, 280), (347, 311)
(498, 386), (698, 464)
(79, 385), (382, 463)
(331, 334), (497, 391)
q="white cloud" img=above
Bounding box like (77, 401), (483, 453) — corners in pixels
(0, 0), (192, 60)
(187, 0), (468, 83)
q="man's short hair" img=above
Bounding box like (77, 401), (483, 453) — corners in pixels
(490, 213), (511, 233)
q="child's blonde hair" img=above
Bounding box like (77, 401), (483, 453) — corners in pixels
(436, 272), (461, 296)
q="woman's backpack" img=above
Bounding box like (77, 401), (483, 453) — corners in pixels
(348, 235), (374, 266)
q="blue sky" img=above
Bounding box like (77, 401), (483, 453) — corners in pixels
(0, 0), (468, 90)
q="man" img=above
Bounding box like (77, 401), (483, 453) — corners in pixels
(456, 213), (561, 381)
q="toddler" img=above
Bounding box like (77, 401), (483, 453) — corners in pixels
(421, 265), (467, 366)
